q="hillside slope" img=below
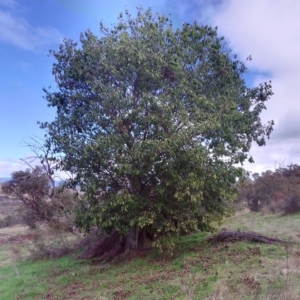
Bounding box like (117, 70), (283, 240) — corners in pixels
(0, 211), (300, 299)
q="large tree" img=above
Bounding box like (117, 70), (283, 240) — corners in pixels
(40, 8), (274, 253)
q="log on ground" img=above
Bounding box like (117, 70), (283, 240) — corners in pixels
(208, 230), (290, 245)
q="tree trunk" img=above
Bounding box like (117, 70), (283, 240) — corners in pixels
(77, 230), (124, 261)
(125, 226), (136, 251)
(248, 197), (260, 212)
(77, 227), (155, 261)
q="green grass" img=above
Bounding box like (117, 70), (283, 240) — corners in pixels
(0, 255), (84, 299)
(1, 212), (300, 299)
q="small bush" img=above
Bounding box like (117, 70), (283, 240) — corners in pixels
(28, 231), (76, 260)
(0, 215), (22, 228)
(22, 209), (43, 229)
(261, 199), (285, 214)
(282, 195), (300, 215)
(2, 167), (77, 231)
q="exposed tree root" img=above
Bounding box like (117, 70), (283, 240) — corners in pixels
(78, 229), (295, 262)
(208, 230), (293, 245)
(77, 227), (154, 262)
(77, 230), (124, 262)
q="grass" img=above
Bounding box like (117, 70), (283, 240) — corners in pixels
(0, 210), (300, 299)
(0, 194), (22, 221)
(0, 256), (82, 299)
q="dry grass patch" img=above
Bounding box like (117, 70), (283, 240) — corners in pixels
(0, 199), (22, 219)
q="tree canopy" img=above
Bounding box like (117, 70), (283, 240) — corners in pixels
(40, 8), (274, 250)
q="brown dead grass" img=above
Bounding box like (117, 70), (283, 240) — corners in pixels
(0, 198), (22, 220)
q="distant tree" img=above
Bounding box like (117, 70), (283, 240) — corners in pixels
(2, 166), (75, 229)
(2, 167), (54, 227)
(236, 164), (300, 213)
(40, 8), (274, 256)
(238, 171), (277, 212)
(20, 136), (58, 198)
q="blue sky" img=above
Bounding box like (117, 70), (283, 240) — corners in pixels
(1, 0), (300, 177)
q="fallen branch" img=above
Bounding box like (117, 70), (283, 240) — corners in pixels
(208, 230), (294, 245)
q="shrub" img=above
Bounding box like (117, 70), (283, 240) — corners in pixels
(2, 167), (77, 231)
(28, 231), (76, 260)
(0, 215), (22, 228)
(282, 195), (300, 215)
(235, 164), (300, 214)
(22, 208), (45, 229)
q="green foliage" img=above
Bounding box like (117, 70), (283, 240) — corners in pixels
(41, 8), (274, 243)
(0, 255), (79, 299)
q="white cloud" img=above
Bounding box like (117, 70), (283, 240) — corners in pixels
(0, 158), (29, 177)
(0, 156), (70, 180)
(175, 0), (300, 173)
(192, 0), (300, 174)
(212, 0), (300, 76)
(0, 1), (63, 51)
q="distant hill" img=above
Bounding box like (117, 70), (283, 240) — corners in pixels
(0, 177), (63, 186)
